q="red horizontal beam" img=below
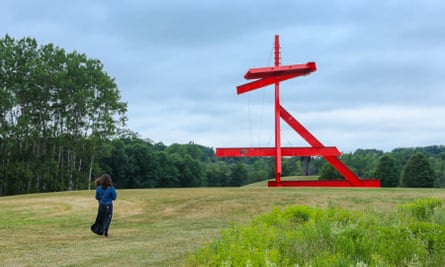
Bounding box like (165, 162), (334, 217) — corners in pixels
(216, 147), (340, 157)
(268, 180), (352, 187)
(268, 179), (380, 187)
(244, 62), (316, 80)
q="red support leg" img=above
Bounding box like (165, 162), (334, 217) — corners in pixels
(274, 35), (282, 184)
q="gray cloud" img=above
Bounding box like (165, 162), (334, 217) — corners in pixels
(2, 0), (445, 152)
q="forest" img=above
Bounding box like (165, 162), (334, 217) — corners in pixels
(1, 35), (444, 196)
(98, 135), (445, 190)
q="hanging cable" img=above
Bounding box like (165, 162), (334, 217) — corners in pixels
(258, 43), (275, 147)
(245, 41), (276, 148)
(247, 94), (253, 147)
(282, 127), (294, 147)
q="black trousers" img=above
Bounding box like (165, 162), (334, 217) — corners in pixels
(91, 204), (113, 235)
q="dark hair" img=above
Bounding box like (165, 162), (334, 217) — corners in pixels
(101, 174), (113, 189)
(94, 176), (104, 186)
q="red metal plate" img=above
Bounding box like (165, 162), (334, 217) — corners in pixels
(268, 179), (380, 187)
(244, 62), (316, 80)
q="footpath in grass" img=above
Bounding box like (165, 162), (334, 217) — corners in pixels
(186, 198), (445, 266)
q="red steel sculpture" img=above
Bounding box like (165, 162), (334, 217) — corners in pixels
(216, 35), (380, 187)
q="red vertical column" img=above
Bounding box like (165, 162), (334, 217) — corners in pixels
(274, 35), (282, 184)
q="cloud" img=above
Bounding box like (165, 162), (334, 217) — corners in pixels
(2, 0), (445, 153)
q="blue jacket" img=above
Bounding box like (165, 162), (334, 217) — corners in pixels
(96, 186), (117, 205)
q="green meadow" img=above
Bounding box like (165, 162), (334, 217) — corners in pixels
(1, 186), (444, 266)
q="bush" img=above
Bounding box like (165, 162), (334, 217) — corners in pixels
(374, 154), (399, 187)
(319, 163), (343, 180)
(401, 152), (436, 187)
(187, 198), (445, 267)
(397, 198), (443, 220)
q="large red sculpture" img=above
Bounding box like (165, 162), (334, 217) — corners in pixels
(216, 35), (380, 187)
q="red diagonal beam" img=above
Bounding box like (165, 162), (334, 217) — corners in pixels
(280, 105), (323, 147)
(279, 105), (364, 185)
(216, 147), (341, 157)
(237, 74), (298, 95)
(323, 156), (366, 186)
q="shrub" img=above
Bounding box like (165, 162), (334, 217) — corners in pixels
(186, 198), (445, 267)
(401, 152), (436, 187)
(397, 198), (442, 220)
(374, 154), (399, 187)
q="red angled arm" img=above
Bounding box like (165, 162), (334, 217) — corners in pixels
(244, 62), (316, 80)
(237, 74), (298, 95)
(236, 62), (316, 95)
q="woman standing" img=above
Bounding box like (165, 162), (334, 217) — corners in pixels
(91, 174), (117, 237)
(91, 176), (104, 234)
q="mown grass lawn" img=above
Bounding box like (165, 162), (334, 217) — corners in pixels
(1, 186), (444, 266)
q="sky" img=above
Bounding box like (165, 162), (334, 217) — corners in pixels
(2, 0), (445, 152)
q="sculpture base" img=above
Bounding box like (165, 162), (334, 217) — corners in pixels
(268, 179), (380, 187)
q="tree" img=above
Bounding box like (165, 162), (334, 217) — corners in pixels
(301, 157), (312, 176)
(401, 152), (436, 187)
(319, 163), (343, 180)
(229, 162), (248, 186)
(170, 153), (204, 187)
(206, 161), (229, 186)
(438, 152), (445, 187)
(155, 151), (179, 187)
(249, 158), (273, 183)
(374, 154), (399, 187)
(124, 139), (158, 188)
(282, 157), (303, 177)
(0, 35), (127, 195)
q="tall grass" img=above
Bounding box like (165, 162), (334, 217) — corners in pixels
(187, 198), (445, 266)
(1, 188), (444, 266)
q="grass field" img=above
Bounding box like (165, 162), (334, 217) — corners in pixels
(1, 185), (445, 266)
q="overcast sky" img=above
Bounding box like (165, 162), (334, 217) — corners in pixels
(2, 0), (445, 152)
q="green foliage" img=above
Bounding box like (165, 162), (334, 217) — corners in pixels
(187, 198), (445, 267)
(98, 137), (276, 188)
(342, 149), (384, 178)
(319, 163), (343, 180)
(228, 162), (248, 186)
(397, 198), (442, 220)
(84, 139), (445, 189)
(0, 35), (127, 195)
(282, 157), (304, 176)
(374, 154), (400, 187)
(402, 152), (436, 187)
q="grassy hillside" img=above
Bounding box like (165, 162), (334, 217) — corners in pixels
(1, 187), (445, 266)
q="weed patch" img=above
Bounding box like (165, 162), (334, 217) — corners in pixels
(187, 198), (445, 267)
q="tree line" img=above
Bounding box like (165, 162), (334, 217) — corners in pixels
(1, 35), (443, 195)
(0, 35), (127, 195)
(319, 147), (442, 187)
(98, 135), (444, 190)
